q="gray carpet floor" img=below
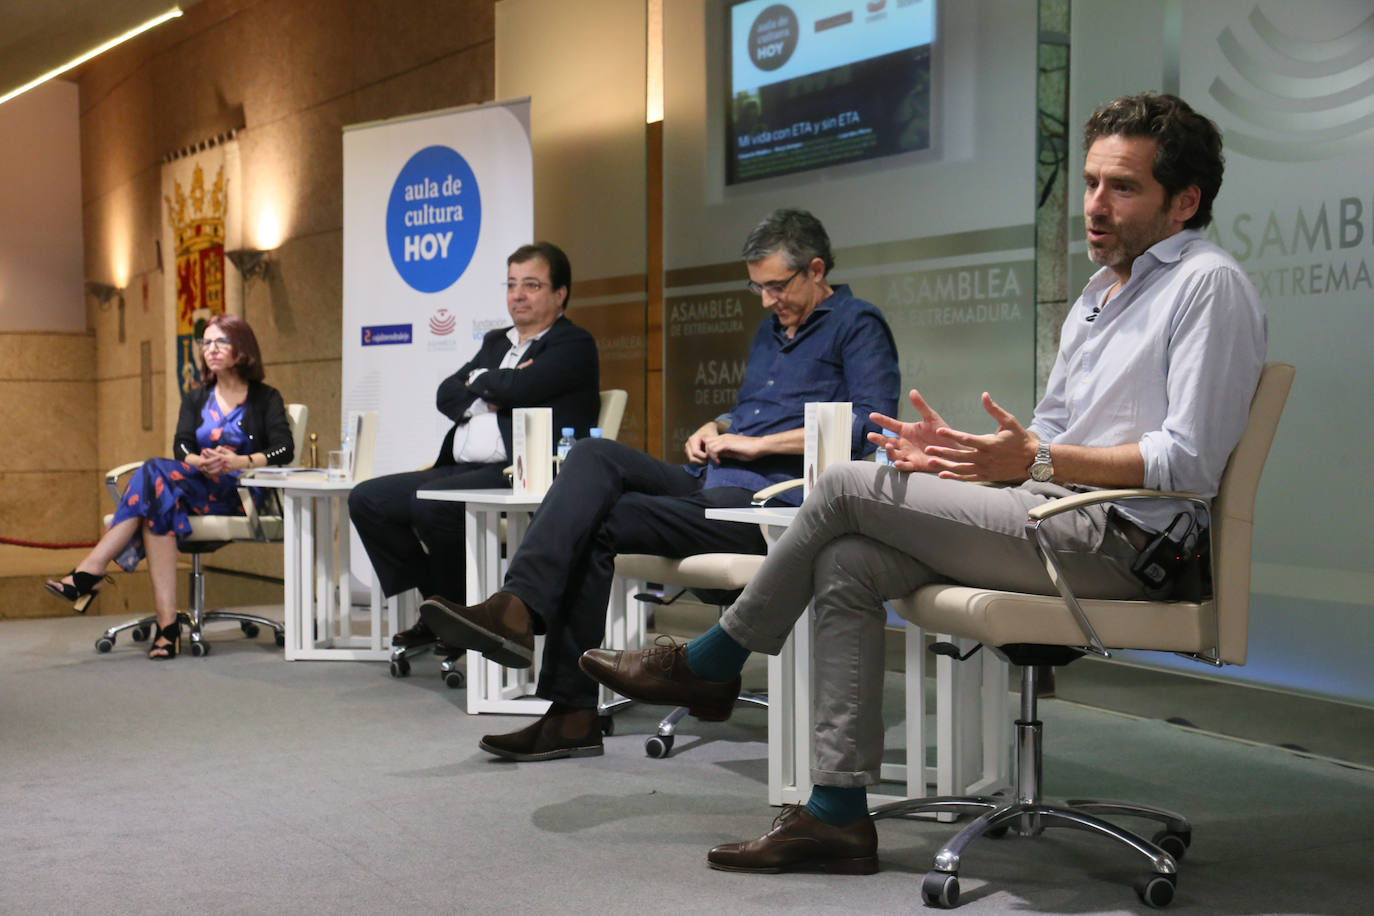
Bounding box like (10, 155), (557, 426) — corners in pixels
(2, 614), (1371, 915)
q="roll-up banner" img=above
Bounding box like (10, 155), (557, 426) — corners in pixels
(342, 98), (533, 585)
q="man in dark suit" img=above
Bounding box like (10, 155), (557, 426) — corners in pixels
(350, 242), (599, 647)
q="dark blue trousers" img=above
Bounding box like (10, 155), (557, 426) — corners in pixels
(502, 438), (767, 708)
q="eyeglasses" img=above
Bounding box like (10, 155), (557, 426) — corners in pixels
(746, 266), (805, 296)
(505, 279), (551, 293)
(200, 337), (232, 351)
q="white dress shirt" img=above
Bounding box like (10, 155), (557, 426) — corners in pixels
(450, 325), (551, 464)
(1029, 229), (1268, 532)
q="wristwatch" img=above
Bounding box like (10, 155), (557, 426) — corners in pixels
(1029, 440), (1054, 482)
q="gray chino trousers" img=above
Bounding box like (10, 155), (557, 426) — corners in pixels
(719, 461), (1148, 787)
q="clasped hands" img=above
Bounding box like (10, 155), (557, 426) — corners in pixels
(194, 445), (251, 476)
(685, 424), (766, 465)
(868, 388), (1038, 482)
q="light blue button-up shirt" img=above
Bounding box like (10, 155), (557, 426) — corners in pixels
(1029, 230), (1268, 532)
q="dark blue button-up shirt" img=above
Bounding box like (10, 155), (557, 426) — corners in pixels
(686, 284), (900, 504)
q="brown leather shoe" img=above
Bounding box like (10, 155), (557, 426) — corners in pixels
(479, 703), (604, 762)
(707, 805), (878, 874)
(578, 636), (740, 722)
(419, 592), (535, 668)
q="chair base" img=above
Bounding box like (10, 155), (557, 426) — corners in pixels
(387, 641), (466, 689)
(92, 553), (283, 657)
(599, 692), (768, 759)
(868, 660), (1190, 909)
(874, 793), (1187, 908)
(94, 609), (284, 657)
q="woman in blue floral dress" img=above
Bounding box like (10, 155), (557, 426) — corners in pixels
(44, 315), (294, 659)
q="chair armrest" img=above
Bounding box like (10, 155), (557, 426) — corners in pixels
(751, 478), (803, 507)
(1027, 488), (1205, 522)
(1022, 487), (1210, 658)
(105, 461), (146, 503)
(236, 487), (264, 539)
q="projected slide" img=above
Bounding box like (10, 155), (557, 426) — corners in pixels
(726, 0), (936, 184)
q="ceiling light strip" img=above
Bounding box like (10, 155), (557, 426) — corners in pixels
(0, 7), (184, 106)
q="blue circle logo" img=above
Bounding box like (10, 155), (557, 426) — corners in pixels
(386, 146), (482, 293)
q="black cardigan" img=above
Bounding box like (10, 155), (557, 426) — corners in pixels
(173, 381), (295, 466)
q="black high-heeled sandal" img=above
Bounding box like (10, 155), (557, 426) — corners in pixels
(43, 570), (112, 614)
(147, 618), (181, 660)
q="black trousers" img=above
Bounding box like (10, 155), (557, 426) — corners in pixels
(502, 438), (768, 708)
(348, 462), (507, 599)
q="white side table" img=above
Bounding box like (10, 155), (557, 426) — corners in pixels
(249, 473), (400, 660)
(704, 506), (1011, 809)
(415, 488), (544, 715)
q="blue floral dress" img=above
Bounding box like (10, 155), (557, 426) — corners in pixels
(110, 395), (262, 570)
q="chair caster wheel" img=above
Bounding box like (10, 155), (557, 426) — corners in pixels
(599, 715), (615, 737)
(130, 627), (149, 642)
(95, 637), (114, 653)
(240, 621), (260, 638)
(1151, 828), (1190, 861)
(922, 871), (960, 908)
(274, 630), (286, 647)
(645, 734), (674, 758)
(191, 641), (211, 658)
(390, 658), (410, 678)
(1135, 872), (1176, 908)
(443, 670), (465, 689)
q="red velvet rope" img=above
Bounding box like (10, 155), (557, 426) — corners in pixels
(0, 536), (99, 549)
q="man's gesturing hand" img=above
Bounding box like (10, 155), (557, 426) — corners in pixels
(867, 389), (960, 473)
(921, 392), (1037, 482)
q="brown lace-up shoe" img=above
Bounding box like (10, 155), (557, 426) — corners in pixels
(578, 636), (740, 721)
(419, 592), (535, 668)
(707, 805), (879, 874)
(479, 703), (604, 762)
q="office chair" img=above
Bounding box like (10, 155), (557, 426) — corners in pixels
(593, 388), (628, 442)
(871, 362), (1293, 909)
(388, 389), (630, 687)
(94, 403), (309, 657)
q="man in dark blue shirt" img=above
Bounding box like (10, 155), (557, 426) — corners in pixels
(420, 208), (900, 762)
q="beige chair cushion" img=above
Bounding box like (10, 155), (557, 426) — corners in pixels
(894, 585), (1216, 655)
(615, 553), (765, 592)
(183, 514), (284, 542)
(101, 512), (285, 543)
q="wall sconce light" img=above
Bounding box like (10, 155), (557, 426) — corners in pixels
(85, 281), (127, 343)
(85, 281), (122, 307)
(226, 248), (272, 281)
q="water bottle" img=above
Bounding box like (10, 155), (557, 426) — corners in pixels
(340, 419), (354, 477)
(875, 429), (898, 467)
(589, 427), (603, 439)
(556, 427), (576, 461)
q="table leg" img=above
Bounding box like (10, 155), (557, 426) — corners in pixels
(301, 495), (318, 648)
(336, 498), (354, 644)
(282, 493), (302, 660)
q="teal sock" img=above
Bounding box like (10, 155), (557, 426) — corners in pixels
(683, 624), (749, 681)
(805, 784), (869, 826)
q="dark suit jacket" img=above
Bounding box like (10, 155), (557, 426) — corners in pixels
(432, 314), (600, 467)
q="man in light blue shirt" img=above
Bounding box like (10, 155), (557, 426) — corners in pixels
(582, 93), (1268, 875)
